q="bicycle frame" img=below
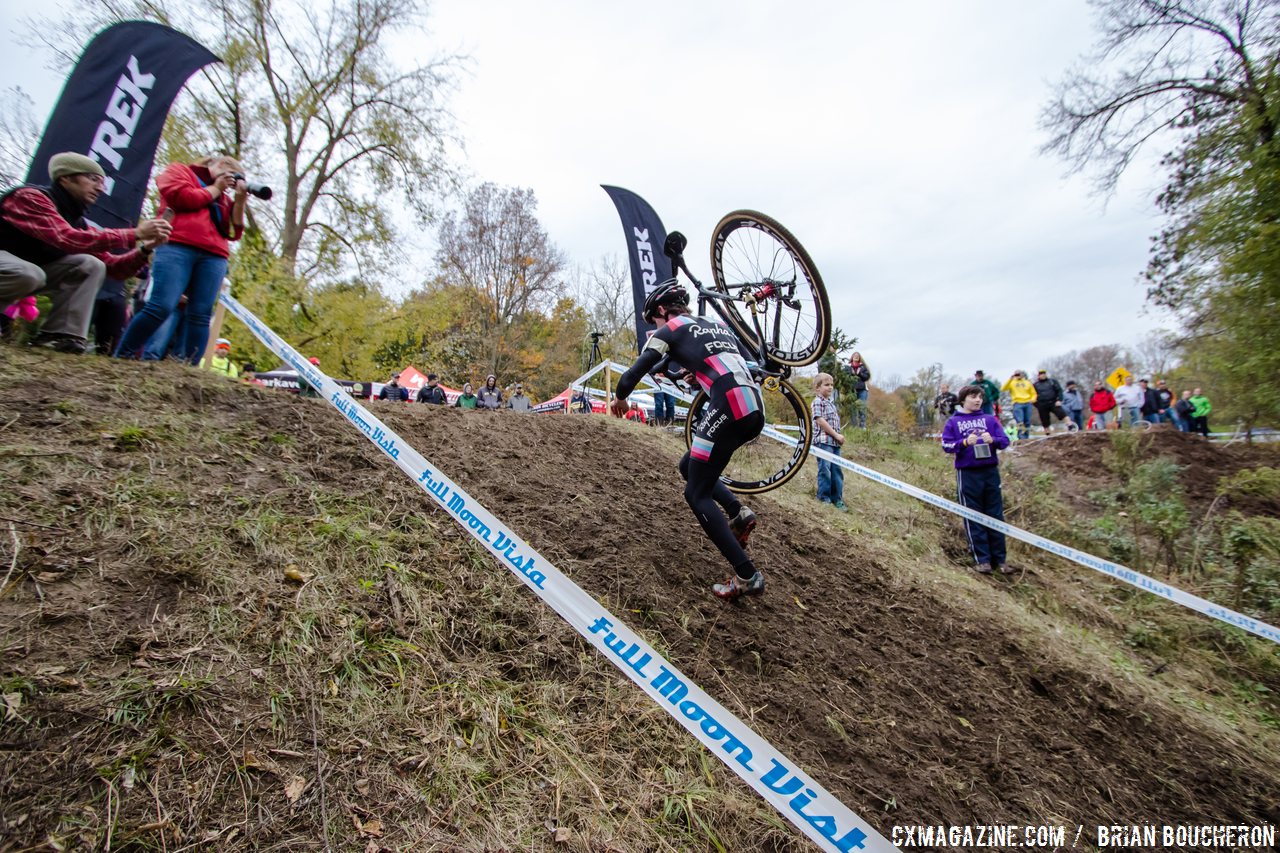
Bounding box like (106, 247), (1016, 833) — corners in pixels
(665, 253), (791, 385)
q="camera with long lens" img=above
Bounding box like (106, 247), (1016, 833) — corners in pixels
(231, 172), (272, 201)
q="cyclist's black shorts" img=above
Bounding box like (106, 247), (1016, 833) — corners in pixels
(688, 380), (764, 464)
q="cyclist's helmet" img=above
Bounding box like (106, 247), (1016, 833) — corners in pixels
(642, 278), (689, 324)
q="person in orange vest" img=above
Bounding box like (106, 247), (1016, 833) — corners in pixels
(200, 338), (239, 379)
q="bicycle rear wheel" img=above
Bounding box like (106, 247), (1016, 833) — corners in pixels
(709, 211), (830, 367)
(683, 377), (811, 494)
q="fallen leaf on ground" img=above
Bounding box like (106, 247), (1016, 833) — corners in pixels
(3, 692), (21, 721)
(283, 775), (307, 803)
(283, 566), (313, 584)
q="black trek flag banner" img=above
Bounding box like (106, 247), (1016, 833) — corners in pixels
(601, 185), (674, 354)
(26, 21), (220, 229)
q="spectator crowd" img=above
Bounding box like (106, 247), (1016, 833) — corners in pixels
(931, 368), (1212, 438)
(372, 371), (536, 412)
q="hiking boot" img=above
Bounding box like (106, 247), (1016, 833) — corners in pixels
(974, 563), (993, 574)
(30, 333), (89, 354)
(998, 562), (1019, 575)
(712, 570), (765, 600)
(833, 501), (848, 512)
(729, 506), (757, 548)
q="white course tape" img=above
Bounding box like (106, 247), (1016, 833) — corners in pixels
(767, 427), (1280, 646)
(222, 293), (898, 853)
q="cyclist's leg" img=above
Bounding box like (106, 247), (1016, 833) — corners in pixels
(683, 410), (764, 579)
(679, 452), (742, 520)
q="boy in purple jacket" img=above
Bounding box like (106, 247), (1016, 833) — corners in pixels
(942, 384), (1013, 575)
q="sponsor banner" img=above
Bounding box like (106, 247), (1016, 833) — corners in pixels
(776, 430), (1280, 646)
(220, 291), (897, 853)
(27, 21), (220, 229)
(254, 369), (372, 399)
(334, 380), (374, 400)
(601, 186), (673, 354)
(531, 396), (568, 414)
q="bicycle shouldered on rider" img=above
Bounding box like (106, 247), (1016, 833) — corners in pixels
(611, 280), (765, 600)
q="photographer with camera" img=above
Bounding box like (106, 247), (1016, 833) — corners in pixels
(115, 155), (265, 364)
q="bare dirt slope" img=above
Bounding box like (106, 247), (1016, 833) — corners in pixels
(1, 350), (1277, 851)
(1007, 427), (1280, 516)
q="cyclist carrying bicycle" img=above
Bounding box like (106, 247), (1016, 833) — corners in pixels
(611, 279), (766, 600)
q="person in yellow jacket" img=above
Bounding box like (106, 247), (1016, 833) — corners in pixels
(1002, 370), (1036, 439)
(200, 337), (240, 379)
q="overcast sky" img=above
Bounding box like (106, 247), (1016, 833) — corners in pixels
(2, 0), (1176, 385)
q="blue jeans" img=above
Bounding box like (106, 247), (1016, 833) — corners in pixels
(653, 392), (675, 422)
(142, 305), (184, 360)
(116, 243), (227, 363)
(1068, 409), (1084, 430)
(1123, 406), (1141, 427)
(815, 444), (844, 503)
(853, 389), (868, 428)
(1011, 402), (1033, 438)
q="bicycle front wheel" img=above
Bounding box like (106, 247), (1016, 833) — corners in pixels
(709, 211), (830, 367)
(683, 377), (812, 494)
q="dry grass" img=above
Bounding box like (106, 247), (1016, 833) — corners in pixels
(2, 349), (1278, 852)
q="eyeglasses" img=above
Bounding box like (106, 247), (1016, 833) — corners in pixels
(77, 173), (106, 185)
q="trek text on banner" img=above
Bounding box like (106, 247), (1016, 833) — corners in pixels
(26, 21), (221, 229)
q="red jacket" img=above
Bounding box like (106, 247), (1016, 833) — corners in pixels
(0, 188), (148, 280)
(1089, 389), (1116, 413)
(155, 163), (243, 258)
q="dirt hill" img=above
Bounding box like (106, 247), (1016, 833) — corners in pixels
(1, 349), (1277, 851)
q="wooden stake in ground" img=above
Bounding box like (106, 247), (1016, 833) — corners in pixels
(204, 278), (232, 355)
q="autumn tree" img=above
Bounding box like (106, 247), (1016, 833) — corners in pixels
(817, 327), (860, 423)
(0, 87), (39, 188)
(1042, 1), (1280, 427)
(898, 363), (947, 429)
(505, 297), (592, 399)
(569, 254), (636, 360)
(1040, 343), (1127, 384)
(37, 0), (461, 279)
(1042, 0), (1278, 196)
(371, 282), (485, 380)
(434, 183), (567, 376)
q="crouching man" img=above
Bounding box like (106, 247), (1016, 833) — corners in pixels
(0, 152), (170, 353)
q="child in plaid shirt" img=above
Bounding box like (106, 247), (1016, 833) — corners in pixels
(812, 373), (847, 510)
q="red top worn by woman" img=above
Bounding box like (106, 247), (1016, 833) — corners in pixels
(155, 162), (244, 257)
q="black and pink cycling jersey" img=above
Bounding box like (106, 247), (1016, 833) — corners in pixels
(616, 313), (762, 452)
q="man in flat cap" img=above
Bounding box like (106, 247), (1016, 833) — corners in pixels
(0, 152), (172, 353)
